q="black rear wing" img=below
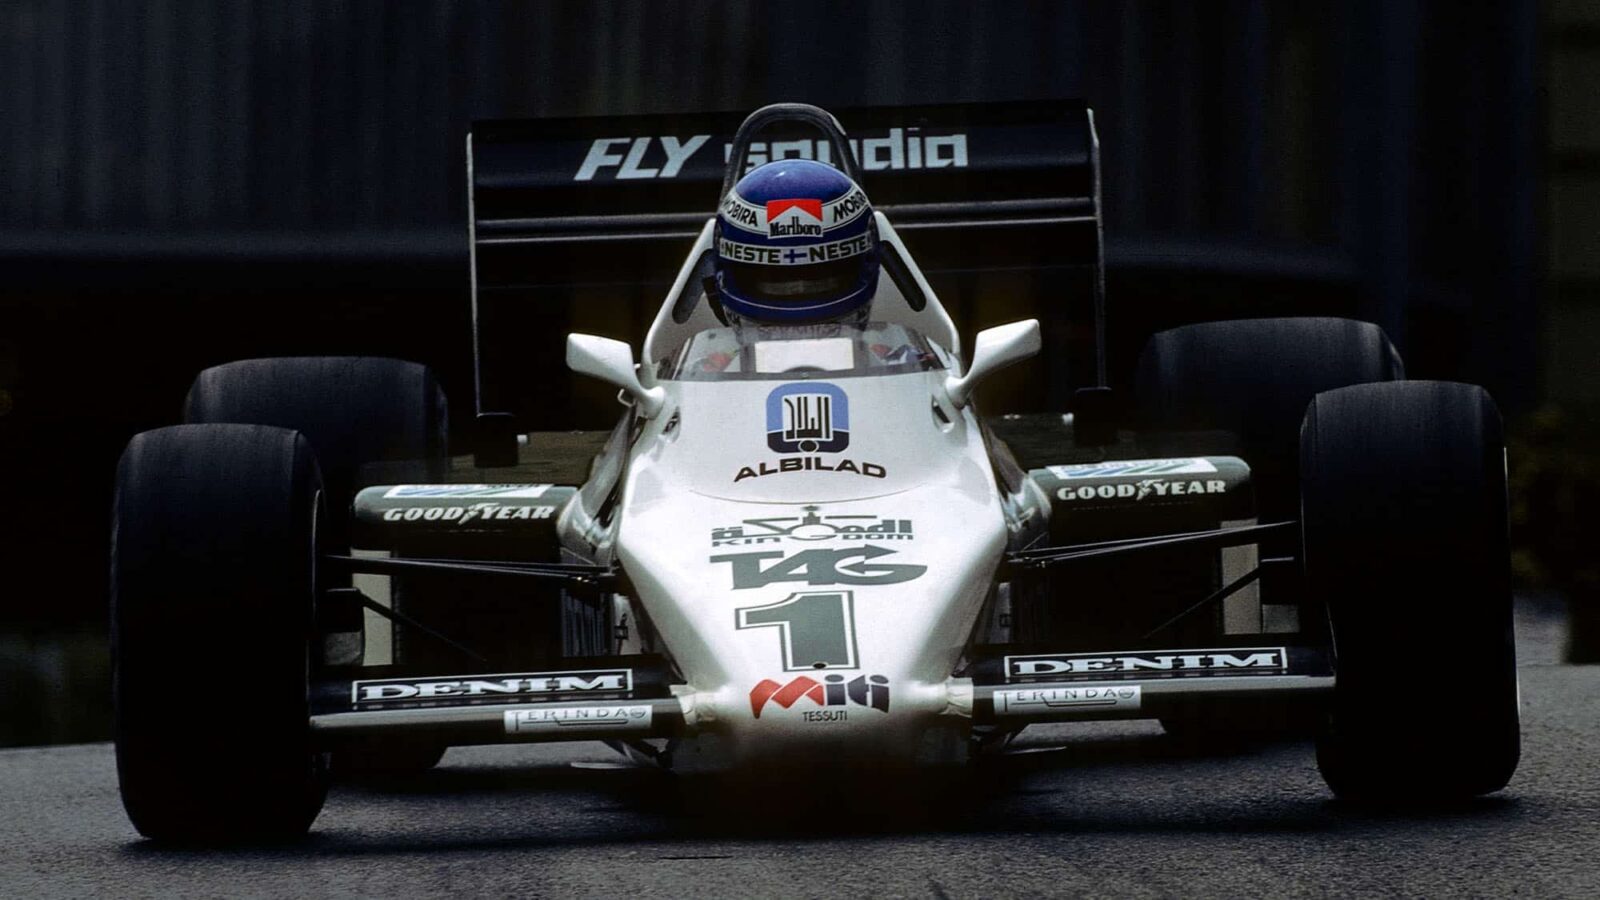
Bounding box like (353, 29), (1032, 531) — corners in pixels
(468, 100), (1105, 435)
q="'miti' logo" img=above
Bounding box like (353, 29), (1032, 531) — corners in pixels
(766, 198), (825, 237)
(749, 674), (891, 718)
(766, 383), (849, 454)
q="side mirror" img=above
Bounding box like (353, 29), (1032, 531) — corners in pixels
(943, 319), (1042, 408)
(567, 334), (667, 419)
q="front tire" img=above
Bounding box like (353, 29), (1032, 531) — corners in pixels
(1137, 317), (1405, 743)
(1301, 381), (1519, 801)
(185, 356), (451, 776)
(112, 424), (329, 841)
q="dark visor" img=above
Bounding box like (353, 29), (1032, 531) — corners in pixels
(723, 259), (861, 304)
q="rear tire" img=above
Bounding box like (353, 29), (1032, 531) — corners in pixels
(1136, 316), (1404, 521)
(1301, 381), (1519, 801)
(113, 424), (329, 841)
(184, 356), (450, 513)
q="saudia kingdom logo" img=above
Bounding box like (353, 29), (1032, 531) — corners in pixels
(767, 383), (849, 453)
(711, 505), (913, 546)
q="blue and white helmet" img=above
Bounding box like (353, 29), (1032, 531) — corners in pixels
(714, 159), (879, 324)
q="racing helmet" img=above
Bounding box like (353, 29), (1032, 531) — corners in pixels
(713, 158), (880, 324)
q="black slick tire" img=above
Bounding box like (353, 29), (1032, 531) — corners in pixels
(112, 424), (329, 841)
(184, 356), (450, 516)
(1136, 317), (1403, 742)
(184, 356), (451, 776)
(1301, 381), (1519, 801)
(1136, 316), (1404, 521)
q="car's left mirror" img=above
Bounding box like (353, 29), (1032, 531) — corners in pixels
(566, 334), (666, 418)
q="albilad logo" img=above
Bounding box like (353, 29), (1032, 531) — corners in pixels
(766, 382), (849, 454)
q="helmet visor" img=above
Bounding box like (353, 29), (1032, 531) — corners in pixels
(722, 258), (862, 305)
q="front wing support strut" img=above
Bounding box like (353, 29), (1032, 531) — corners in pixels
(1006, 520), (1297, 570)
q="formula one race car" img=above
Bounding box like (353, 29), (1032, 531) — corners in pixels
(110, 102), (1519, 841)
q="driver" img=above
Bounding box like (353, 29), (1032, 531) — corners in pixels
(701, 158), (882, 373)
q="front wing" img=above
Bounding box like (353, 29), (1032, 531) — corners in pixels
(305, 646), (1333, 751)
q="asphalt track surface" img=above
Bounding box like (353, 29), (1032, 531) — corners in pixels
(4, 595), (1598, 899)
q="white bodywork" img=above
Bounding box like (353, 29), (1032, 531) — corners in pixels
(560, 213), (1035, 769)
(619, 371), (1004, 767)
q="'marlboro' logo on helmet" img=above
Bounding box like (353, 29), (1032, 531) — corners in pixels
(767, 199), (824, 237)
(721, 186), (871, 240)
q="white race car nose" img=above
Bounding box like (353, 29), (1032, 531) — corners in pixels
(672, 679), (973, 770)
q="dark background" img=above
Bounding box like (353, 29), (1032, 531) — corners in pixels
(1, 0), (1590, 745)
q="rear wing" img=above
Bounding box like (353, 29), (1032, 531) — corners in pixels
(468, 100), (1104, 439)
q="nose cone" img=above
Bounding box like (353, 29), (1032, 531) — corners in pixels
(673, 678), (972, 772)
(614, 372), (1008, 772)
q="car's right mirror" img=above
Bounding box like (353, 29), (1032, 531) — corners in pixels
(943, 319), (1042, 408)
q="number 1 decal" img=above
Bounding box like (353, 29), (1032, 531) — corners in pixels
(735, 591), (859, 671)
